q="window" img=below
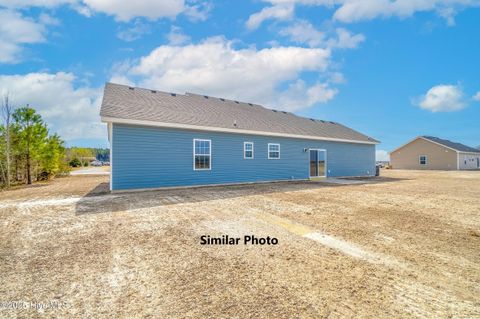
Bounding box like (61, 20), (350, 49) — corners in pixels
(244, 142), (254, 159)
(268, 143), (280, 159)
(419, 155), (427, 165)
(194, 139), (211, 170)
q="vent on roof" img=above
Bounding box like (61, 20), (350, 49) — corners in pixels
(220, 98), (225, 101)
(128, 87), (134, 90)
(171, 93), (176, 97)
(151, 90), (157, 93)
(204, 96), (209, 99)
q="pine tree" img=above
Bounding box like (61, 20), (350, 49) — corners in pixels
(12, 107), (48, 184)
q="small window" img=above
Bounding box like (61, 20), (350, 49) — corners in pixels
(194, 139), (211, 170)
(244, 142), (254, 159)
(419, 155), (427, 165)
(268, 143), (280, 159)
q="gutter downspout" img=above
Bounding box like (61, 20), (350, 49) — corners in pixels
(108, 122), (113, 191)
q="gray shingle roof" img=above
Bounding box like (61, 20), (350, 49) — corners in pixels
(422, 136), (480, 153)
(100, 83), (379, 144)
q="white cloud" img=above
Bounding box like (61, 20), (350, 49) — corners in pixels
(38, 13), (61, 25)
(249, 0), (480, 27)
(473, 91), (480, 101)
(279, 20), (325, 47)
(115, 37), (334, 111)
(117, 21), (150, 41)
(329, 72), (345, 84)
(82, 0), (184, 21)
(0, 0), (75, 8)
(246, 3), (294, 30)
(331, 0), (480, 24)
(274, 80), (337, 111)
(279, 20), (364, 51)
(416, 84), (466, 112)
(166, 25), (191, 45)
(0, 9), (47, 63)
(183, 1), (212, 22)
(0, 0), (211, 22)
(0, 72), (104, 141)
(279, 20), (365, 54)
(376, 150), (389, 161)
(328, 28), (365, 48)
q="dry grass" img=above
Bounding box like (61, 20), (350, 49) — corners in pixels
(0, 170), (479, 318)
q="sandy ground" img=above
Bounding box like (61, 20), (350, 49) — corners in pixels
(70, 166), (110, 175)
(0, 170), (479, 318)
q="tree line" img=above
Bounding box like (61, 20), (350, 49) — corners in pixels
(0, 94), (68, 187)
(1, 94), (109, 188)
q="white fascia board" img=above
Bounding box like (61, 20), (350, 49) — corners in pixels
(457, 151), (480, 155)
(101, 116), (379, 145)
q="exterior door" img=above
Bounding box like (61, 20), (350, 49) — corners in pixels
(309, 149), (326, 177)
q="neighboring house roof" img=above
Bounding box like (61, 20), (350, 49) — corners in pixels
(390, 136), (480, 154)
(100, 83), (379, 145)
(422, 136), (480, 153)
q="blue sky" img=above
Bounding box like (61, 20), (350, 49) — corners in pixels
(0, 0), (479, 159)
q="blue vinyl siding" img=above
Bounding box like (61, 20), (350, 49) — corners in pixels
(112, 124), (376, 190)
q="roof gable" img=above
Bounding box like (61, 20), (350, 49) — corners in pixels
(100, 83), (379, 144)
(391, 136), (480, 154)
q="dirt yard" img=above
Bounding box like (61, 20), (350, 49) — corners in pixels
(0, 170), (479, 318)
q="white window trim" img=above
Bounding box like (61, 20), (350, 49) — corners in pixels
(419, 155), (428, 166)
(268, 143), (281, 160)
(193, 139), (211, 171)
(243, 142), (254, 159)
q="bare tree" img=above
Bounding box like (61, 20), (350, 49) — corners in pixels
(1, 93), (14, 188)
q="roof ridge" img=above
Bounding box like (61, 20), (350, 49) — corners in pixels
(101, 82), (380, 144)
(107, 82), (340, 123)
(106, 82), (186, 97)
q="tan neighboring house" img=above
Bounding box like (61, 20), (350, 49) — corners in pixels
(390, 136), (480, 170)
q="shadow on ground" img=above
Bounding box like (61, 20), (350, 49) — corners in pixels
(75, 176), (408, 216)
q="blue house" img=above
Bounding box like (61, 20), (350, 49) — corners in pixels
(100, 83), (379, 191)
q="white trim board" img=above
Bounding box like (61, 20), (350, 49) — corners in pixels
(101, 116), (378, 145)
(458, 151), (480, 155)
